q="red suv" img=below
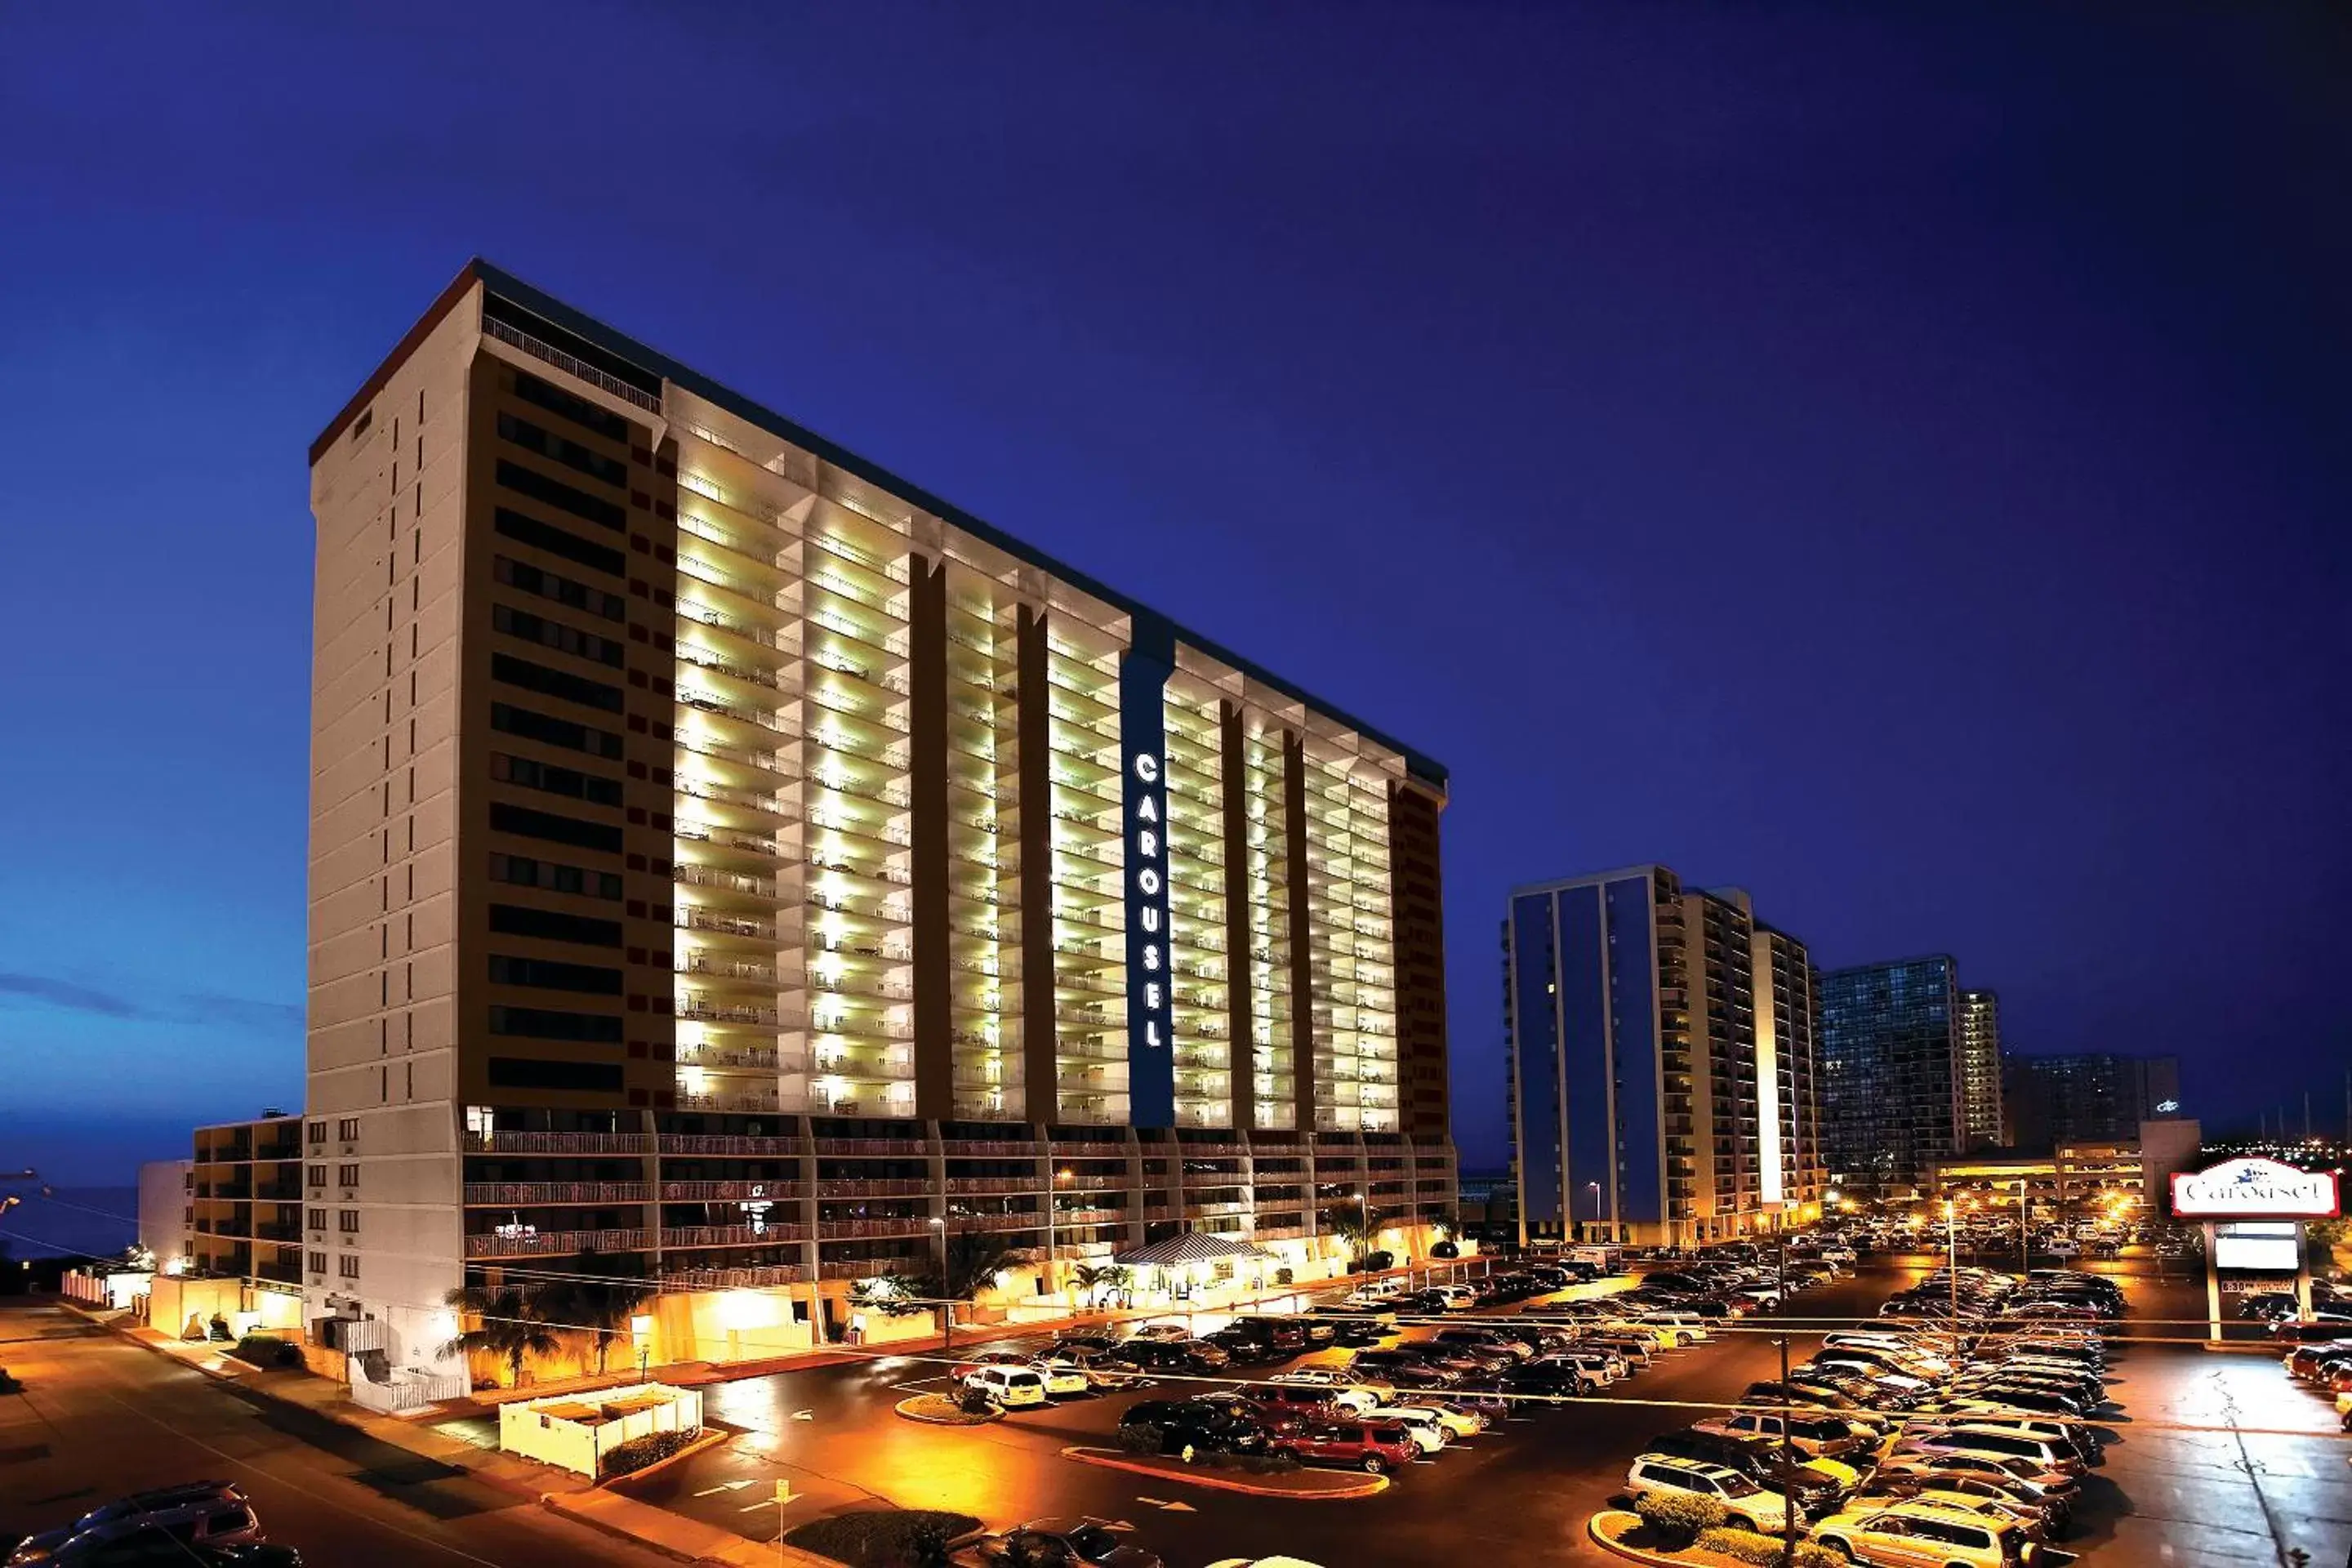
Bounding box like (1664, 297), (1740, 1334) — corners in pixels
(1241, 1384), (1350, 1423)
(1275, 1420), (1419, 1474)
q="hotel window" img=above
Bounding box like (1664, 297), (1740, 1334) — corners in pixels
(337, 1118), (360, 1142)
(337, 1209), (359, 1233)
(307, 1121), (326, 1145)
(338, 1256), (360, 1280)
(306, 1165), (325, 1188)
(306, 1209), (325, 1231)
(336, 1164), (360, 1187)
(308, 1251), (327, 1275)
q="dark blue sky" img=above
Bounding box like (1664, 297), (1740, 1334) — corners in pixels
(2, 7), (2346, 1183)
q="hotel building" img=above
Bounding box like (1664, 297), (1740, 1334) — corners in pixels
(302, 261), (1453, 1370)
(1818, 955), (1962, 1192)
(2002, 1052), (2182, 1148)
(1503, 866), (1824, 1248)
(1957, 988), (2003, 1151)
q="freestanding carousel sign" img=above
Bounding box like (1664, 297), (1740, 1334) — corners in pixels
(2168, 1156), (2341, 1339)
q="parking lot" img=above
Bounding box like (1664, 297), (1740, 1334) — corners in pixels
(600, 1254), (2332, 1566)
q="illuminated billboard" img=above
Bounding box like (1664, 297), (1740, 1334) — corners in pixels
(2169, 1157), (2340, 1221)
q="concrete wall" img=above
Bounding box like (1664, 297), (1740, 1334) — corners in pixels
(305, 280), (482, 1370)
(137, 1160), (193, 1271)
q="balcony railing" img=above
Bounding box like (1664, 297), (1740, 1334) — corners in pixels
(664, 1263), (810, 1288)
(464, 1182), (652, 1205)
(464, 1226), (650, 1258)
(483, 314), (662, 413)
(463, 1130), (655, 1154)
(662, 1223), (809, 1248)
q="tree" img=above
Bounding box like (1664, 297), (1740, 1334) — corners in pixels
(1071, 1263), (1133, 1307)
(439, 1281), (564, 1388)
(542, 1247), (653, 1376)
(1325, 1209), (1372, 1266)
(847, 1273), (929, 1318)
(912, 1232), (1026, 1302)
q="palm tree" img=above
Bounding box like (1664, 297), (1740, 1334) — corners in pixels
(439, 1282), (564, 1388)
(1071, 1263), (1133, 1307)
(542, 1247), (653, 1377)
(914, 1232), (1026, 1302)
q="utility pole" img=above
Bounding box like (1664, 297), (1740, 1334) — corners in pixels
(1778, 1227), (1797, 1567)
(1944, 1200), (1959, 1325)
(2017, 1178), (2029, 1281)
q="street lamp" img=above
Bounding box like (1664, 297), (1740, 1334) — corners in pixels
(1942, 1199), (1959, 1324)
(1044, 1166), (1073, 1312)
(1584, 1181), (1601, 1241)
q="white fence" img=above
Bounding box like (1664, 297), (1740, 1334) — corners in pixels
(497, 1383), (703, 1477)
(350, 1364), (470, 1414)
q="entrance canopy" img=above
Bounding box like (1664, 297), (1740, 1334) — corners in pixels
(1114, 1232), (1269, 1268)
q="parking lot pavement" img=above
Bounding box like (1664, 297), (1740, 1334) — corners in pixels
(646, 1265), (1912, 1566)
(638, 1255), (2352, 1568)
(0, 1300), (677, 1568)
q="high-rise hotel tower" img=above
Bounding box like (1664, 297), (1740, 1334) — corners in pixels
(303, 262), (1452, 1365)
(1503, 866), (1824, 1248)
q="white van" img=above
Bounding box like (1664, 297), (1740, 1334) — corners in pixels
(959, 1365), (1049, 1408)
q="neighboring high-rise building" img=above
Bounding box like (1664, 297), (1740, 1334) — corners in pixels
(1818, 956), (1962, 1192)
(1503, 866), (1823, 1247)
(1956, 988), (2003, 1150)
(2002, 1053), (2181, 1148)
(303, 261), (1454, 1372)
(136, 1157), (195, 1276)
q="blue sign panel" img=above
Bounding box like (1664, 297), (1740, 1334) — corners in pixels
(1120, 615), (1177, 1129)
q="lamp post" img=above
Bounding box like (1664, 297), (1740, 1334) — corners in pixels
(2017, 1178), (2029, 1280)
(1943, 1199), (1959, 1325)
(1584, 1180), (1601, 1242)
(928, 1216), (950, 1353)
(1044, 1166), (1072, 1312)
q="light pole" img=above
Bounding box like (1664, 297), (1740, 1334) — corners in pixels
(1044, 1166), (1071, 1312)
(928, 1216), (950, 1353)
(2016, 1178), (2029, 1280)
(1943, 1199), (1959, 1325)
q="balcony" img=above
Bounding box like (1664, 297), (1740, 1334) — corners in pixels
(463, 1129), (653, 1155)
(483, 314), (661, 413)
(662, 1223), (809, 1248)
(819, 1217), (934, 1240)
(665, 1263), (811, 1289)
(465, 1182), (653, 1205)
(678, 1091), (785, 1115)
(464, 1226), (650, 1259)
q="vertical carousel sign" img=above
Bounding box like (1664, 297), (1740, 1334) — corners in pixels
(1120, 619), (1178, 1129)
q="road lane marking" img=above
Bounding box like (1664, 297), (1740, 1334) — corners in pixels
(694, 1479), (755, 1495)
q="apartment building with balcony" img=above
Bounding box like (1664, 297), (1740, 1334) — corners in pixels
(185, 1113), (307, 1296)
(1818, 955), (1963, 1192)
(303, 261), (1454, 1370)
(1956, 987), (2003, 1151)
(1503, 866), (1824, 1248)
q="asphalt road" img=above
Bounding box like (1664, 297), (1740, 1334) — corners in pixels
(630, 1256), (2352, 1568)
(0, 1300), (676, 1568)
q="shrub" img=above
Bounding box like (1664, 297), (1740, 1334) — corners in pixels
(1275, 1267), (1294, 1285)
(1633, 1489), (1727, 1545)
(786, 1508), (982, 1568)
(1116, 1424), (1162, 1454)
(1695, 1530), (1845, 1568)
(599, 1425), (702, 1478)
(230, 1334), (302, 1370)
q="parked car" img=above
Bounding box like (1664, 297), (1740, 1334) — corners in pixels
(1038, 1348), (1148, 1391)
(1355, 1405), (1452, 1454)
(1810, 1498), (2033, 1567)
(1112, 1338), (1231, 1373)
(1693, 1410), (1876, 1461)
(973, 1519), (1163, 1568)
(1273, 1421), (1419, 1474)
(1622, 1456), (1791, 1536)
(1266, 1371), (1382, 1412)
(1635, 1431), (1847, 1517)
(960, 1365), (1050, 1408)
(1117, 1401), (1272, 1457)
(9, 1491), (260, 1568)
(1898, 1424), (2087, 1478)
(1861, 1471), (2058, 1538)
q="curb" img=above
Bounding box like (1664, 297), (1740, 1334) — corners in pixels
(895, 1394), (1002, 1426)
(601, 1426), (734, 1490)
(1058, 1445), (1388, 1499)
(1585, 1510), (1683, 1567)
(542, 1495), (707, 1566)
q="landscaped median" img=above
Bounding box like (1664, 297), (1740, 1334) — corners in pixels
(1061, 1445), (1388, 1499)
(1589, 1508), (1844, 1568)
(895, 1392), (1002, 1425)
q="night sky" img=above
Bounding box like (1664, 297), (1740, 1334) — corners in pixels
(2, 7), (2346, 1184)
